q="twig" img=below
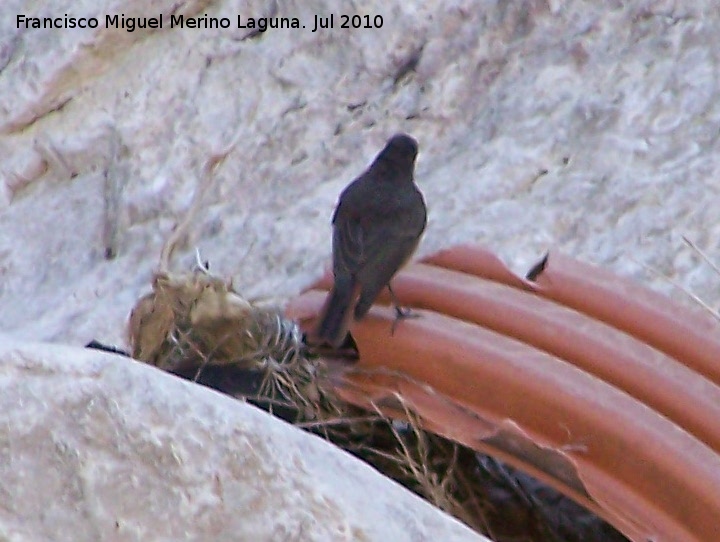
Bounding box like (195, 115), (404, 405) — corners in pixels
(629, 256), (720, 323)
(102, 126), (123, 259)
(158, 128), (244, 272)
(682, 235), (720, 276)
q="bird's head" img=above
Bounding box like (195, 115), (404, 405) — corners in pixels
(375, 133), (418, 174)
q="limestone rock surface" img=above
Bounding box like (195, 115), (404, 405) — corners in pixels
(0, 338), (485, 542)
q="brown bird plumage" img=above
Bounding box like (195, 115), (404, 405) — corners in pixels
(315, 133), (427, 348)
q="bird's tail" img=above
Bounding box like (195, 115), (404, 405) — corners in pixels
(315, 277), (359, 348)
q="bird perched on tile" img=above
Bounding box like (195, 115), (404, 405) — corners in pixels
(315, 133), (427, 348)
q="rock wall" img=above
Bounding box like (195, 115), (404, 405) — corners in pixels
(1, 0), (719, 345)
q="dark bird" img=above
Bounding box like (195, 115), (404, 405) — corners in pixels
(315, 133), (427, 348)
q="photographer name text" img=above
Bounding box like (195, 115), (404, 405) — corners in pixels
(16, 13), (384, 33)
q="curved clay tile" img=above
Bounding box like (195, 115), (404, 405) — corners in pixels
(427, 245), (720, 385)
(287, 244), (720, 542)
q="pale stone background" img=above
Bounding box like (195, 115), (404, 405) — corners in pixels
(1, 1), (719, 539)
(1, 0), (718, 347)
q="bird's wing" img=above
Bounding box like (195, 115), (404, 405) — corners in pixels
(352, 231), (421, 319)
(332, 202), (367, 274)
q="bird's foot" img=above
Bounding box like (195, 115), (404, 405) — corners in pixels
(387, 283), (420, 335)
(391, 305), (421, 335)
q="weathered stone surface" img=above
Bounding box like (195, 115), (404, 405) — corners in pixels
(2, 1), (720, 345)
(0, 338), (485, 542)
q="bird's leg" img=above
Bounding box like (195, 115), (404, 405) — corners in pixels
(388, 283), (420, 335)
